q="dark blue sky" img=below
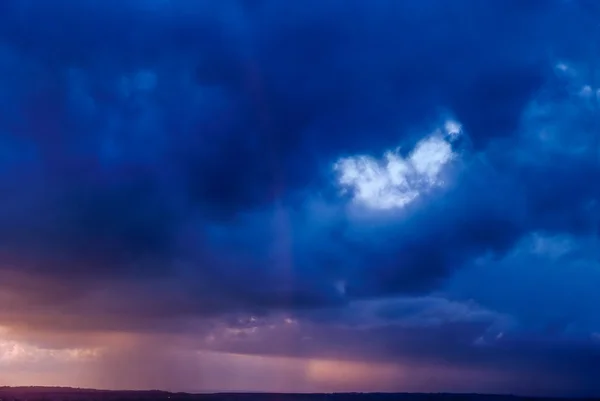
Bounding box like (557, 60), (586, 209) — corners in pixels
(0, 0), (599, 396)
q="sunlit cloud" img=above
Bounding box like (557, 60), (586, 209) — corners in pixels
(0, 327), (100, 366)
(334, 122), (460, 210)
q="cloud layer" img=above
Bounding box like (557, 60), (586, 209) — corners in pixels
(1, 0), (600, 396)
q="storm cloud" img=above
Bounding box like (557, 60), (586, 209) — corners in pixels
(0, 0), (600, 396)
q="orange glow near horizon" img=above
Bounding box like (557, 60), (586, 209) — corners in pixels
(0, 326), (409, 392)
(306, 359), (406, 391)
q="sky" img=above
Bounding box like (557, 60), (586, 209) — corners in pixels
(1, 0), (600, 397)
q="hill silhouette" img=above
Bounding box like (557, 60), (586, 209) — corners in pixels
(0, 387), (594, 401)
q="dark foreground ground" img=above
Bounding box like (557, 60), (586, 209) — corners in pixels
(0, 388), (595, 401)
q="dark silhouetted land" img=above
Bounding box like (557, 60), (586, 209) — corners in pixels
(0, 387), (594, 401)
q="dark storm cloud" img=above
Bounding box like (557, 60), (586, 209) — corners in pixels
(1, 0), (600, 394)
(0, 0), (575, 285)
(196, 299), (600, 396)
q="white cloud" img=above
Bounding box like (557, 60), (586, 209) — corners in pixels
(444, 120), (462, 139)
(334, 123), (459, 210)
(409, 135), (454, 180)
